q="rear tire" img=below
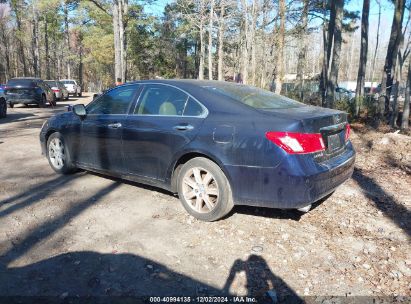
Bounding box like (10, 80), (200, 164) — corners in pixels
(8, 103), (14, 108)
(78, 91), (82, 97)
(39, 95), (46, 108)
(177, 157), (234, 221)
(46, 132), (76, 174)
(0, 98), (6, 118)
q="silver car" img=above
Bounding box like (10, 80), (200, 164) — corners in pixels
(45, 80), (69, 101)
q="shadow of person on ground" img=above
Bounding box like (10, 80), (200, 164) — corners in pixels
(352, 168), (411, 237)
(222, 255), (302, 303)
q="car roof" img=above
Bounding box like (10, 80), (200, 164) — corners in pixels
(10, 77), (42, 80)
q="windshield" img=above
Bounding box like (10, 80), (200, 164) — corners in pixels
(7, 79), (36, 87)
(61, 80), (75, 85)
(204, 84), (305, 109)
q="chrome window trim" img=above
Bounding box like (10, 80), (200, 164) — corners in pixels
(130, 82), (209, 119)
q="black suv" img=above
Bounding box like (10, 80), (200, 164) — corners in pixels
(5, 78), (55, 108)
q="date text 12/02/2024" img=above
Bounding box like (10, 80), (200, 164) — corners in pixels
(149, 297), (258, 303)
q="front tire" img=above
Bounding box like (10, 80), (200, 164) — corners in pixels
(177, 157), (234, 221)
(46, 132), (76, 174)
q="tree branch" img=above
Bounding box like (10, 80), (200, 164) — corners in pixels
(87, 0), (111, 16)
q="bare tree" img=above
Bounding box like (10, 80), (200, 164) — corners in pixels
(377, 0), (405, 123)
(354, 0), (370, 117)
(296, 0), (309, 102)
(326, 0), (344, 109)
(402, 62), (410, 129)
(217, 0), (226, 81)
(274, 0), (285, 94)
(369, 0), (381, 83)
(208, 0), (214, 80)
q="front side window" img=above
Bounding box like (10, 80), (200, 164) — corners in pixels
(87, 85), (139, 115)
(135, 84), (204, 116)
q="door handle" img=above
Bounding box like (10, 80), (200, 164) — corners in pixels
(174, 124), (194, 131)
(108, 122), (122, 129)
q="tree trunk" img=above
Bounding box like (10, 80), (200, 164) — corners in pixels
(369, 0), (381, 83)
(377, 0), (405, 122)
(241, 0), (249, 84)
(250, 0), (257, 86)
(354, 0), (370, 117)
(32, 1), (40, 78)
(198, 0), (205, 80)
(12, 0), (27, 76)
(113, 1), (121, 83)
(326, 0), (344, 109)
(64, 1), (71, 79)
(274, 0), (285, 94)
(0, 22), (11, 81)
(45, 19), (51, 79)
(217, 1), (225, 81)
(402, 63), (410, 129)
(296, 0), (309, 102)
(208, 0), (214, 80)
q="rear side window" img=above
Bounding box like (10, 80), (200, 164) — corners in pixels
(204, 84), (304, 109)
(87, 85), (140, 115)
(135, 85), (187, 116)
(184, 97), (204, 116)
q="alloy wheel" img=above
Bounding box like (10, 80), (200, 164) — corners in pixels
(182, 167), (219, 213)
(48, 137), (65, 170)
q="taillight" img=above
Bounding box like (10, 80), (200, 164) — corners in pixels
(265, 131), (325, 154)
(53, 89), (60, 92)
(345, 123), (351, 142)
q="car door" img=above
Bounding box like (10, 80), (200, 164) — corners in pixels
(76, 84), (141, 173)
(122, 84), (207, 181)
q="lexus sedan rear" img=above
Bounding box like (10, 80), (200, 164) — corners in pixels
(40, 80), (355, 221)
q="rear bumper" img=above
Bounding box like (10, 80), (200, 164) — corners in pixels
(225, 143), (356, 209)
(8, 98), (40, 105)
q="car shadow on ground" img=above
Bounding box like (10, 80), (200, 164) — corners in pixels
(0, 112), (36, 124)
(0, 173), (302, 302)
(88, 172), (310, 221)
(352, 168), (411, 237)
(0, 252), (302, 303)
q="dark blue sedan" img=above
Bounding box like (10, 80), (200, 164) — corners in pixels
(39, 80), (355, 221)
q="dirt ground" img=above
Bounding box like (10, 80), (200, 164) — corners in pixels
(0, 93), (410, 301)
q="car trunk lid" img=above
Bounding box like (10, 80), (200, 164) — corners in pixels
(261, 106), (348, 161)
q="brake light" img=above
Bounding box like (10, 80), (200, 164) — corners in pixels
(53, 89), (60, 92)
(345, 123), (351, 142)
(265, 131), (325, 154)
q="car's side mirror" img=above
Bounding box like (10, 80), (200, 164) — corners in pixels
(73, 104), (87, 118)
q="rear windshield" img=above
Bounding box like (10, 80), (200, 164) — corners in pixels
(204, 84), (304, 109)
(61, 80), (75, 85)
(7, 79), (36, 87)
(45, 81), (57, 87)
